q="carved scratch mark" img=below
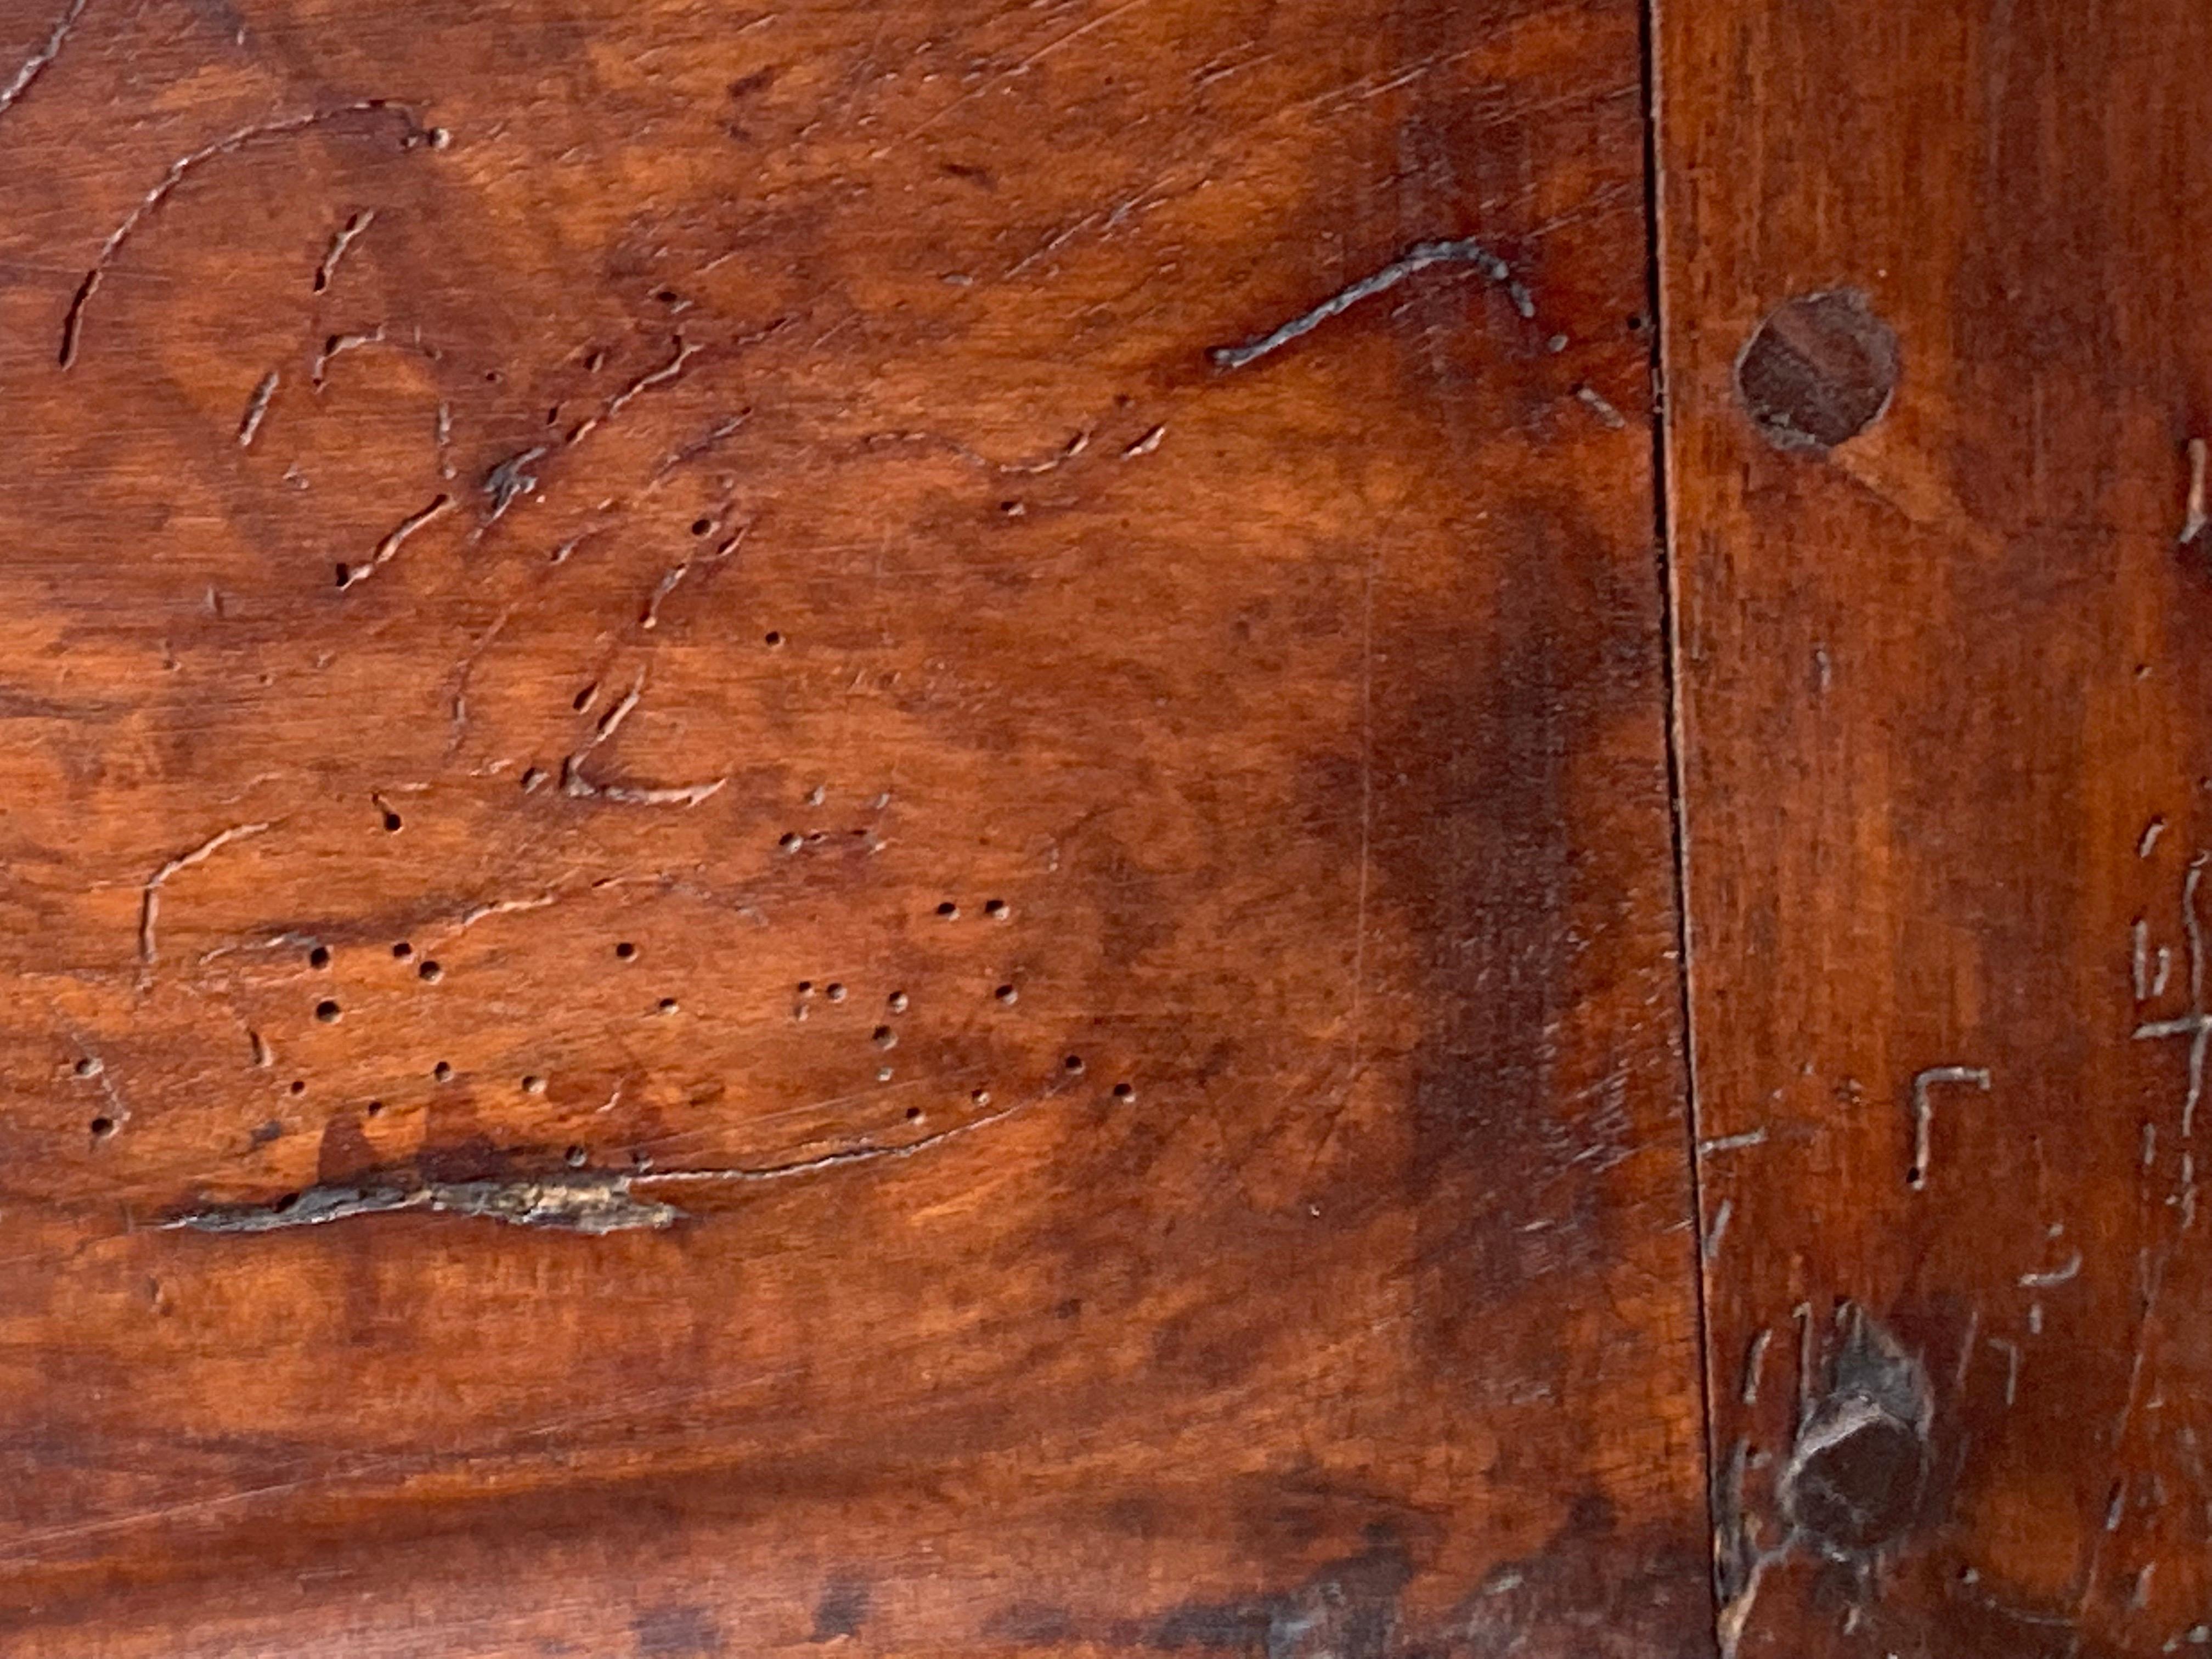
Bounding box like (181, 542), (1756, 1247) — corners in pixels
(0, 0), (89, 121)
(650, 412), (751, 484)
(558, 673), (725, 808)
(1703, 1197), (1733, 1262)
(1699, 1127), (1767, 1155)
(2183, 438), (2208, 546)
(2019, 1251), (2083, 1288)
(569, 335), (701, 446)
(1908, 1065), (1992, 1189)
(1210, 235), (1528, 370)
(235, 369), (279, 447)
(60, 102), (425, 366)
(139, 823), (270, 985)
(1988, 1336), (2022, 1406)
(1575, 383), (1628, 428)
(341, 493), (452, 589)
(2137, 856), (2212, 1138)
(312, 208), (375, 292)
(642, 1081), (1062, 1192)
(169, 1173), (679, 1234)
(891, 0), (1156, 148)
(1741, 1327), (1772, 1404)
(176, 1083), (1065, 1234)
(442, 603), (513, 755)
(640, 527), (744, 630)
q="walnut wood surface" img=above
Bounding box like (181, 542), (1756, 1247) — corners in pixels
(1662, 1), (2212, 1656)
(0, 0), (1703, 1652)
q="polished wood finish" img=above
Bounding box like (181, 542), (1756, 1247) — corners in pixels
(0, 0), (1703, 1651)
(1662, 2), (2212, 1655)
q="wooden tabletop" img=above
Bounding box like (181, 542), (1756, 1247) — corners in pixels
(0, 0), (2199, 1653)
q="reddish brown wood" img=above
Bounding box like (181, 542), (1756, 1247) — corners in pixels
(0, 0), (1701, 1650)
(1662, 1), (2212, 1655)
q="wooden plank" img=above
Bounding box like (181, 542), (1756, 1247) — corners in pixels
(0, 0), (1701, 1650)
(1662, 2), (2212, 1654)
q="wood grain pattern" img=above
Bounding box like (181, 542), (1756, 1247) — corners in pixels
(1662, 1), (2212, 1655)
(0, 0), (1701, 1651)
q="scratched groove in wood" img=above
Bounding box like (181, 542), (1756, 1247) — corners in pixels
(0, 0), (1700, 1650)
(1664, 2), (2212, 1655)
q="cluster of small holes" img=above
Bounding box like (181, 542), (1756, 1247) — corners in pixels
(201, 811), (1081, 1171)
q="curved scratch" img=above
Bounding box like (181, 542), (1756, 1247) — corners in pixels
(60, 101), (426, 366)
(0, 0), (91, 121)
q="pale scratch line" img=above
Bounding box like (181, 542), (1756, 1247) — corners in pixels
(1740, 1327), (1771, 1404)
(2183, 438), (2208, 545)
(2136, 856), (2212, 1138)
(61, 101), (424, 366)
(1575, 383), (1628, 428)
(235, 369), (278, 447)
(1703, 1197), (1733, 1262)
(601, 336), (699, 424)
(0, 0), (91, 120)
(1699, 1127), (1767, 1155)
(893, 0), (1155, 146)
(1909, 1065), (1992, 1189)
(1953, 1306), (1982, 1390)
(138, 823), (270, 983)
(341, 493), (453, 588)
(2019, 1251), (2082, 1288)
(558, 673), (726, 809)
(443, 603), (514, 755)
(312, 208), (375, 292)
(641, 1075), (1066, 1189)
(1210, 235), (1525, 370)
(1989, 1336), (2021, 1406)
